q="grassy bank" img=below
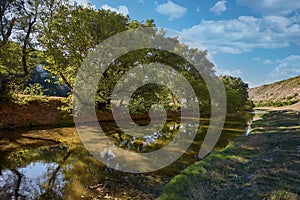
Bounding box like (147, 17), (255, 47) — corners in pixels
(159, 111), (300, 200)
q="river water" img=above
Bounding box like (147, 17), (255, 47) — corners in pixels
(0, 113), (252, 199)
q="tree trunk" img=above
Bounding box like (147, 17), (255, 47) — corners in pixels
(0, 77), (10, 102)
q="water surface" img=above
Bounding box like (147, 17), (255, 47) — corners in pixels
(0, 114), (252, 199)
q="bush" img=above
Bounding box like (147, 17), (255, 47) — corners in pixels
(255, 99), (300, 107)
(12, 83), (49, 105)
(269, 190), (298, 200)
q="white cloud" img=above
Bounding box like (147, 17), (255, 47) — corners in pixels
(180, 15), (300, 54)
(263, 60), (274, 65)
(101, 4), (129, 16)
(268, 55), (300, 81)
(156, 1), (187, 20)
(237, 0), (300, 16)
(253, 57), (274, 64)
(210, 0), (227, 15)
(217, 69), (243, 77)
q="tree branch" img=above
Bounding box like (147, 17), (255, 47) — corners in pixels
(58, 66), (73, 90)
(21, 18), (36, 77)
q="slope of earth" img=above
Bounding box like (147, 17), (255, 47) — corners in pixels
(249, 75), (300, 110)
(249, 75), (300, 102)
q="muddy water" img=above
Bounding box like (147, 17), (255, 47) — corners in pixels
(0, 114), (252, 199)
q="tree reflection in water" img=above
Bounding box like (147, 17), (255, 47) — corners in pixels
(0, 114), (252, 199)
(0, 162), (65, 199)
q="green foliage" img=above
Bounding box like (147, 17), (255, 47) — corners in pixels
(22, 83), (44, 96)
(285, 93), (298, 101)
(0, 0), (250, 115)
(256, 99), (300, 107)
(128, 84), (174, 114)
(269, 190), (298, 200)
(221, 76), (252, 113)
(0, 0), (41, 102)
(57, 93), (73, 113)
(12, 83), (49, 105)
(39, 3), (130, 90)
(244, 100), (255, 111)
(37, 2), (218, 115)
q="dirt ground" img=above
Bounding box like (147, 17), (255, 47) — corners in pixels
(0, 97), (71, 129)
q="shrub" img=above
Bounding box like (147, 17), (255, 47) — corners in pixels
(269, 190), (298, 200)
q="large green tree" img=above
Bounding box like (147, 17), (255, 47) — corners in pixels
(0, 0), (247, 116)
(38, 3), (217, 113)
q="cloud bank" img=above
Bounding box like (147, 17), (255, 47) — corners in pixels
(181, 15), (300, 54)
(237, 0), (300, 16)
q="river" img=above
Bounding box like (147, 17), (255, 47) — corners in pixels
(0, 113), (252, 199)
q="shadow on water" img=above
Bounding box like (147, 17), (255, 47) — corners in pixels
(0, 112), (254, 199)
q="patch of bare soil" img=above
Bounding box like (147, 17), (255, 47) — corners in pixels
(0, 97), (72, 129)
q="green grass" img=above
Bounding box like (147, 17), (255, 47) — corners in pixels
(255, 99), (300, 107)
(158, 111), (300, 200)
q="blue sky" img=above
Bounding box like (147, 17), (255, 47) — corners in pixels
(76, 0), (300, 88)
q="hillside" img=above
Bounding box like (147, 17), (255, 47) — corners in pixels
(248, 75), (300, 109)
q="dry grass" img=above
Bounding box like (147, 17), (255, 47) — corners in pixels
(248, 75), (300, 102)
(159, 111), (300, 200)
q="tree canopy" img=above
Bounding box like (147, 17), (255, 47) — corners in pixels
(0, 0), (252, 114)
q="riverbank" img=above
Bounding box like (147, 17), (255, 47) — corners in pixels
(0, 96), (73, 129)
(0, 96), (182, 130)
(159, 110), (300, 200)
